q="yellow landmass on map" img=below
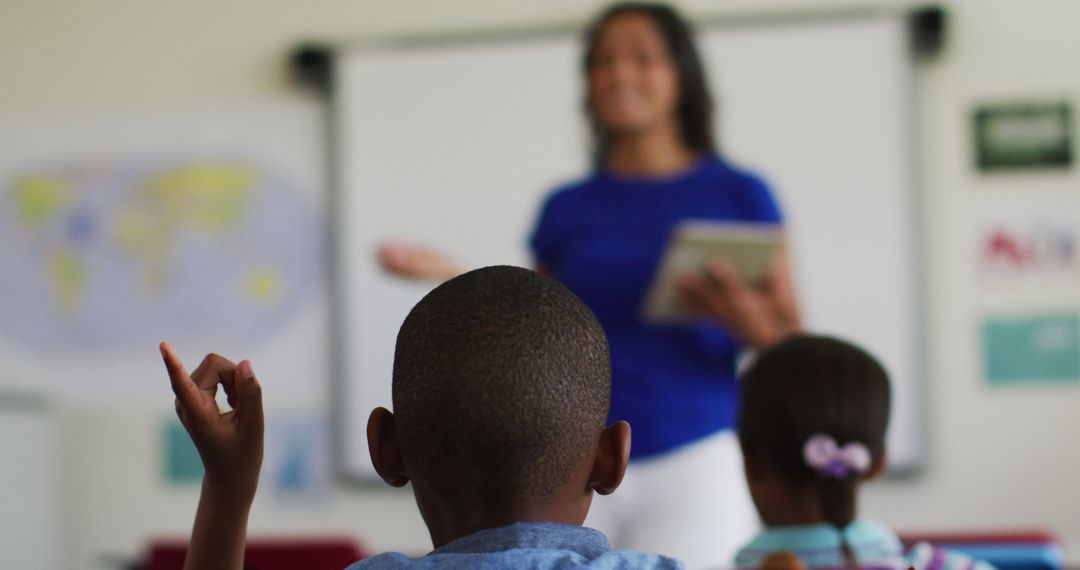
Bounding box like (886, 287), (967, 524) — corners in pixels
(143, 165), (256, 232)
(113, 164), (259, 294)
(242, 268), (283, 304)
(10, 176), (71, 226)
(113, 202), (174, 292)
(47, 248), (87, 316)
(115, 208), (149, 245)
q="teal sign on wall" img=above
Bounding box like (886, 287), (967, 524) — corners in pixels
(162, 419), (203, 484)
(982, 313), (1080, 385)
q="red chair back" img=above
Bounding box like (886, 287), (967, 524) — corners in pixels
(147, 537), (369, 570)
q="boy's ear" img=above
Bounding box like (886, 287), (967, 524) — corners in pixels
(588, 420), (631, 495)
(367, 407), (410, 488)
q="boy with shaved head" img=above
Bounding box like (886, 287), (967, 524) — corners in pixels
(163, 266), (682, 569)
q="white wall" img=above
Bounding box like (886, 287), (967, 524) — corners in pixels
(0, 402), (58, 570)
(2, 0), (1078, 567)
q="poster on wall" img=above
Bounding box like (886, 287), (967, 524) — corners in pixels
(263, 413), (332, 502)
(973, 205), (1078, 288)
(0, 103), (329, 408)
(158, 412), (328, 500)
(161, 413), (332, 501)
(982, 313), (1080, 385)
(973, 101), (1073, 171)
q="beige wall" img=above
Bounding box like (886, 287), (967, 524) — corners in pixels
(2, 0), (872, 113)
(862, 0), (1080, 556)
(2, 0), (1078, 568)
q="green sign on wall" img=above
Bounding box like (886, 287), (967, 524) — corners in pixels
(982, 313), (1080, 385)
(974, 102), (1073, 171)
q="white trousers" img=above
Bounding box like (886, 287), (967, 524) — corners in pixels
(585, 430), (759, 570)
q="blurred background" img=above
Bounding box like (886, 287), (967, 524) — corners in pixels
(1, 0), (1078, 569)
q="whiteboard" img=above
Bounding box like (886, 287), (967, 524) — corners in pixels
(334, 15), (921, 481)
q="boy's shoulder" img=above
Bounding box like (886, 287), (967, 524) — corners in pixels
(346, 550), (682, 569)
(344, 522), (683, 569)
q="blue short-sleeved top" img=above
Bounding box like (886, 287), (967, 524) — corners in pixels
(734, 520), (996, 570)
(529, 155), (782, 458)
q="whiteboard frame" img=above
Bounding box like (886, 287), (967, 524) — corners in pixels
(323, 6), (928, 486)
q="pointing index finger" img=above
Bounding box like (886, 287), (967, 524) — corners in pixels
(160, 341), (199, 409)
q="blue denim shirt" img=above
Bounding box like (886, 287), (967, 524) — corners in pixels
(345, 522), (683, 569)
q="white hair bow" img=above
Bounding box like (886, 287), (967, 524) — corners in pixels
(802, 433), (871, 478)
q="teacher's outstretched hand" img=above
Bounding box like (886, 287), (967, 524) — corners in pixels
(377, 241), (461, 281)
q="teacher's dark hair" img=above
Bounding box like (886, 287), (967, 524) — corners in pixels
(582, 2), (718, 163)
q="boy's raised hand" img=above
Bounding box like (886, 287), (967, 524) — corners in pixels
(160, 341), (264, 499)
(161, 341), (264, 570)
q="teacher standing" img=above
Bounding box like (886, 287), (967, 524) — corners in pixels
(380, 3), (800, 568)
